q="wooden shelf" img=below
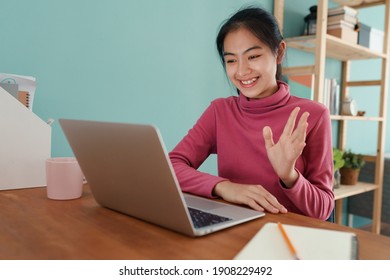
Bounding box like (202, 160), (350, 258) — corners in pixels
(334, 182), (378, 200)
(332, 0), (386, 9)
(330, 115), (384, 121)
(285, 35), (386, 61)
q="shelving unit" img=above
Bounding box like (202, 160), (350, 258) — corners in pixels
(274, 0), (389, 234)
(285, 34), (386, 60)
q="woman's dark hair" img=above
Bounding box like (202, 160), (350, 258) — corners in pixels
(216, 6), (284, 81)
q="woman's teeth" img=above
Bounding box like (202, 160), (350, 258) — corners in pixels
(241, 78), (257, 85)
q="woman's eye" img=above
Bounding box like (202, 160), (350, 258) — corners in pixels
(248, 55), (260, 60)
(225, 59), (236, 64)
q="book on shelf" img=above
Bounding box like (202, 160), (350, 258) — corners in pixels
(327, 20), (357, 31)
(323, 78), (340, 115)
(328, 5), (358, 17)
(328, 13), (358, 25)
(327, 20), (358, 43)
(313, 20), (357, 33)
(234, 222), (358, 260)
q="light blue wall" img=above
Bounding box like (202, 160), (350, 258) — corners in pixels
(1, 0), (389, 166)
(0, 0), (271, 162)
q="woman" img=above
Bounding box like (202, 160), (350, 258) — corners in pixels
(169, 7), (334, 220)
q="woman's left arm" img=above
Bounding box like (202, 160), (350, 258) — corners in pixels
(263, 107), (334, 220)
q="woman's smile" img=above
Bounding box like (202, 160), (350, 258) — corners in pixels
(240, 77), (259, 87)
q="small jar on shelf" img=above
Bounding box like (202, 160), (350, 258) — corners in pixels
(341, 97), (358, 116)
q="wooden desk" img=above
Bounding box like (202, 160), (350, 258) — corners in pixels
(1, 185), (390, 260)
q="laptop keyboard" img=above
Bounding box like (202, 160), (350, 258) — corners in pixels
(188, 207), (232, 229)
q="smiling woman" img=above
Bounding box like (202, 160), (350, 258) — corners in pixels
(222, 27), (285, 99)
(169, 6), (335, 221)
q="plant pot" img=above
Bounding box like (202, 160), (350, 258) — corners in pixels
(340, 167), (360, 185)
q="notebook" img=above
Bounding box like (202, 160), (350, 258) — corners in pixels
(59, 119), (264, 236)
(235, 222), (358, 260)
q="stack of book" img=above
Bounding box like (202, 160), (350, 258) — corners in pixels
(327, 6), (359, 44)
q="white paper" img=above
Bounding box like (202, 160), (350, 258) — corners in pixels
(235, 222), (358, 260)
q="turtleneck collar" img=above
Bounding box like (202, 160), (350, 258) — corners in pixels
(238, 80), (291, 114)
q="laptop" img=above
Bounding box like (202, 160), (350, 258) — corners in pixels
(59, 119), (264, 236)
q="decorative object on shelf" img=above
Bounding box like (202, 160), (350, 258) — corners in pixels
(341, 97), (358, 116)
(333, 148), (345, 189)
(357, 110), (366, 116)
(340, 149), (365, 185)
(303, 5), (317, 35)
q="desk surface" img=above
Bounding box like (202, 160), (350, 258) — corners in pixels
(1, 185), (390, 260)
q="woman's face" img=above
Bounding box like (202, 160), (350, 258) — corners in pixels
(223, 27), (285, 99)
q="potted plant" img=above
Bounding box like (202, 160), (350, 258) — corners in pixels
(332, 148), (345, 188)
(340, 149), (365, 185)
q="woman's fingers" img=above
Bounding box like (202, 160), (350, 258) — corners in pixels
(281, 107), (300, 137)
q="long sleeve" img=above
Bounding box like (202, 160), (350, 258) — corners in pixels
(169, 103), (227, 197)
(279, 108), (334, 220)
(169, 81), (334, 220)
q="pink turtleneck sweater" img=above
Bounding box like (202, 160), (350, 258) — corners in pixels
(169, 81), (334, 220)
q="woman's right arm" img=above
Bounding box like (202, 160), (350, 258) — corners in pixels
(213, 181), (287, 214)
(169, 103), (227, 198)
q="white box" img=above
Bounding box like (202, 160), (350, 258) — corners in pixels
(358, 23), (384, 53)
(0, 87), (51, 190)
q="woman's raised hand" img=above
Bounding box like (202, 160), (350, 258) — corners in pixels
(262, 107), (309, 188)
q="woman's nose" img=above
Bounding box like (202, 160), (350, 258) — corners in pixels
(237, 59), (251, 77)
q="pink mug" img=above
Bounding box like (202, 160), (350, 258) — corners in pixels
(45, 157), (84, 200)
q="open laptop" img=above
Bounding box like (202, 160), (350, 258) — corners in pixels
(59, 119), (264, 236)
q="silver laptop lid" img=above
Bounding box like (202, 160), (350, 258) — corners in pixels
(60, 119), (196, 235)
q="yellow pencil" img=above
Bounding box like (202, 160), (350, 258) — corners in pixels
(277, 222), (300, 260)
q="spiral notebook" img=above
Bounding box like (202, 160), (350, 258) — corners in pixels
(235, 222), (358, 260)
(0, 83), (30, 108)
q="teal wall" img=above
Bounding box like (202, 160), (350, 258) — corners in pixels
(1, 0), (389, 166)
(1, 0), (270, 169)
